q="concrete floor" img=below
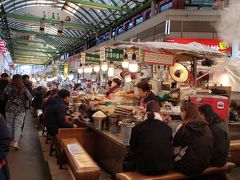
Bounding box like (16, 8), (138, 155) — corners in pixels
(6, 110), (240, 180)
(7, 110), (52, 180)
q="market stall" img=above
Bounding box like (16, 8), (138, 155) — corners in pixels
(63, 41), (231, 174)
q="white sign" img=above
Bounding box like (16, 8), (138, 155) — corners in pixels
(100, 47), (105, 62)
(144, 51), (174, 65)
(80, 53), (86, 64)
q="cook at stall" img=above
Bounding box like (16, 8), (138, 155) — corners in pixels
(136, 80), (159, 109)
(106, 78), (122, 100)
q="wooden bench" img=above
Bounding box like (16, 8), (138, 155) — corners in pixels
(230, 140), (240, 166)
(116, 162), (235, 180)
(60, 137), (100, 180)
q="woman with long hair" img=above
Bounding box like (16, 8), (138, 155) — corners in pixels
(3, 74), (32, 150)
(173, 102), (213, 176)
(199, 104), (230, 167)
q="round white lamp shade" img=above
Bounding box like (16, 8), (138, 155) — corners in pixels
(129, 61), (138, 73)
(84, 66), (93, 73)
(108, 66), (114, 77)
(101, 62), (108, 71)
(93, 65), (100, 72)
(78, 68), (83, 74)
(122, 60), (129, 68)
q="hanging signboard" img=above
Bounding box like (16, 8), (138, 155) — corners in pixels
(64, 64), (68, 78)
(0, 47), (8, 53)
(105, 48), (124, 62)
(85, 53), (100, 63)
(100, 47), (105, 62)
(144, 51), (174, 65)
(59, 64), (64, 73)
(80, 53), (86, 64)
(0, 40), (6, 47)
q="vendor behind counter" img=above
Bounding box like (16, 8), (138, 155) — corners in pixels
(136, 81), (160, 109)
(106, 78), (122, 100)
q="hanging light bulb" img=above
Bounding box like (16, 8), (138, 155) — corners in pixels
(108, 61), (114, 77)
(101, 62), (108, 71)
(128, 49), (138, 73)
(78, 64), (83, 74)
(122, 51), (129, 68)
(93, 65), (100, 72)
(84, 66), (92, 73)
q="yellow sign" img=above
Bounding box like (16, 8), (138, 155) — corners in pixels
(64, 64), (68, 78)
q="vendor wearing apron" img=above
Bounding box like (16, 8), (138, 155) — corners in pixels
(106, 78), (122, 100)
(136, 80), (159, 109)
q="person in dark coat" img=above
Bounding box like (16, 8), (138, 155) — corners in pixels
(22, 75), (33, 95)
(44, 89), (73, 135)
(136, 80), (159, 109)
(199, 104), (230, 167)
(0, 114), (11, 180)
(31, 86), (47, 110)
(0, 73), (10, 117)
(123, 100), (174, 175)
(173, 102), (213, 176)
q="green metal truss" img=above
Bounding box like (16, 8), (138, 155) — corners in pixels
(14, 52), (53, 58)
(9, 28), (82, 41)
(14, 60), (47, 65)
(13, 44), (59, 52)
(0, 13), (94, 30)
(13, 39), (64, 47)
(67, 0), (129, 11)
(14, 47), (60, 54)
(15, 55), (52, 60)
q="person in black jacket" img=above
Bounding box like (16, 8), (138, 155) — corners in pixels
(199, 104), (230, 167)
(22, 74), (33, 95)
(0, 73), (10, 117)
(44, 89), (74, 135)
(173, 102), (213, 176)
(136, 80), (159, 109)
(123, 100), (174, 175)
(0, 114), (11, 180)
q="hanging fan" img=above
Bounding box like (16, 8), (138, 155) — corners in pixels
(169, 63), (189, 83)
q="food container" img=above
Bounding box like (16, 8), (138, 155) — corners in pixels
(119, 122), (135, 145)
(93, 117), (106, 130)
(109, 116), (120, 133)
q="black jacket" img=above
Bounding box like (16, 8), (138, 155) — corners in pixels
(0, 79), (9, 116)
(23, 79), (33, 95)
(210, 122), (230, 167)
(173, 121), (213, 176)
(32, 92), (44, 109)
(44, 95), (73, 135)
(0, 115), (11, 161)
(123, 118), (174, 175)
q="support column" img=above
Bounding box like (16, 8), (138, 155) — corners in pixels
(150, 0), (156, 17)
(232, 40), (239, 58)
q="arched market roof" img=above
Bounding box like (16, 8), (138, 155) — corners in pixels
(0, 0), (147, 65)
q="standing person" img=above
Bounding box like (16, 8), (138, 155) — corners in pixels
(106, 78), (122, 100)
(0, 114), (11, 180)
(136, 80), (159, 109)
(3, 74), (32, 150)
(173, 102), (213, 176)
(22, 74), (33, 95)
(123, 100), (174, 175)
(0, 73), (10, 117)
(44, 89), (74, 136)
(199, 104), (230, 167)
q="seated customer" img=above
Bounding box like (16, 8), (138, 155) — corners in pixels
(44, 89), (74, 136)
(106, 78), (122, 100)
(173, 102), (213, 176)
(123, 100), (174, 175)
(199, 104), (230, 167)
